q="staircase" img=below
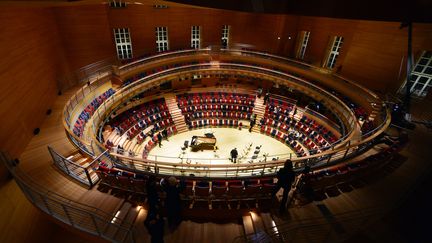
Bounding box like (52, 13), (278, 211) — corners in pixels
(240, 212), (277, 243)
(104, 201), (142, 243)
(252, 96), (266, 133)
(368, 102), (382, 121)
(65, 150), (99, 184)
(164, 93), (188, 133)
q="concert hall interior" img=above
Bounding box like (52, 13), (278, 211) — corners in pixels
(1, 0), (432, 242)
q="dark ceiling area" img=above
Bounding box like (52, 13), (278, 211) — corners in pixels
(166, 0), (432, 23)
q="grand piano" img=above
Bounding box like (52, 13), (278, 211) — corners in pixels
(190, 133), (217, 151)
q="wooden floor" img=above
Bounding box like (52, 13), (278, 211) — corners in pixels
(1, 83), (432, 242)
(148, 127), (296, 164)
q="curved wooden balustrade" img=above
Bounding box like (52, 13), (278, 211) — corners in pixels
(62, 49), (391, 179)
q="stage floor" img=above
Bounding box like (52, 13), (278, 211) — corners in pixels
(148, 127), (296, 165)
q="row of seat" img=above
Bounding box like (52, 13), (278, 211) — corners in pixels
(108, 98), (168, 135)
(186, 111), (252, 122)
(261, 119), (330, 151)
(179, 104), (254, 114)
(127, 116), (173, 140)
(187, 118), (249, 129)
(73, 88), (115, 137)
(297, 147), (397, 201)
(265, 99), (338, 142)
(260, 125), (309, 157)
(96, 166), (278, 209)
(176, 92), (255, 107)
(330, 90), (369, 120)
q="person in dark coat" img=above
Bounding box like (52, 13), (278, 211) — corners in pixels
(161, 176), (185, 229)
(157, 132), (163, 147)
(146, 175), (159, 213)
(162, 129), (168, 141)
(230, 148), (238, 163)
(144, 211), (165, 243)
(264, 92), (270, 104)
(273, 160), (296, 213)
(249, 119), (256, 132)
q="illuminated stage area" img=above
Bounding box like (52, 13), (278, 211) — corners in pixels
(147, 127), (296, 165)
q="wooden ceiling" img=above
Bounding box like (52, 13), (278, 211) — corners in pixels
(2, 0), (431, 23)
(165, 0), (432, 23)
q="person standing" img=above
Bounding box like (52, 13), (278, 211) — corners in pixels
(264, 92), (270, 104)
(230, 148), (238, 163)
(146, 175), (159, 213)
(273, 160), (296, 213)
(161, 176), (185, 229)
(162, 129), (168, 141)
(157, 132), (163, 147)
(249, 119), (256, 132)
(144, 211), (165, 243)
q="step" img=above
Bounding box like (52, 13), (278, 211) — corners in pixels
(242, 215), (255, 235)
(250, 212), (266, 233)
(77, 157), (89, 166)
(114, 205), (142, 242)
(112, 202), (133, 224)
(102, 199), (126, 238)
(261, 213), (278, 235)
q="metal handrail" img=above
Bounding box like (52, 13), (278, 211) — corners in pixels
(0, 152), (135, 243)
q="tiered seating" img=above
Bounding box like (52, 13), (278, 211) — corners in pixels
(96, 165), (148, 198)
(105, 98), (177, 155)
(260, 97), (338, 156)
(330, 90), (369, 120)
(179, 178), (277, 209)
(107, 98), (172, 137)
(73, 88), (115, 137)
(96, 164), (278, 210)
(176, 92), (255, 129)
(296, 146), (398, 202)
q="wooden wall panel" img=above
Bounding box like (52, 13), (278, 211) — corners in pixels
(296, 16), (357, 67)
(0, 7), (69, 176)
(54, 5), (116, 71)
(296, 17), (432, 92)
(340, 21), (432, 92)
(108, 5), (297, 56)
(340, 21), (407, 92)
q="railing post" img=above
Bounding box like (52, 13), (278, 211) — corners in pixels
(61, 204), (75, 226)
(327, 153), (333, 163)
(90, 214), (102, 236)
(85, 168), (93, 188)
(259, 161), (266, 175)
(40, 194), (53, 215)
(342, 148), (350, 159)
(62, 158), (70, 175)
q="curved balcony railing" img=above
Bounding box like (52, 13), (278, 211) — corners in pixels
(62, 49), (390, 179)
(0, 152), (134, 243)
